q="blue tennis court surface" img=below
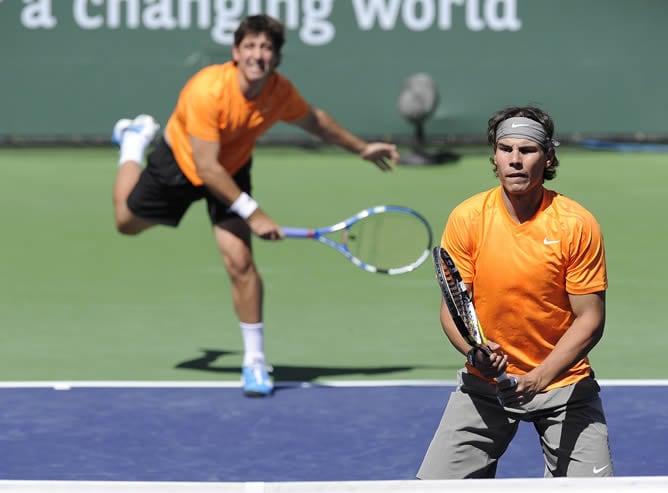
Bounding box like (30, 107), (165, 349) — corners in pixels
(0, 382), (666, 481)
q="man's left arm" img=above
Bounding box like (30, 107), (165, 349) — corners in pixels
(530, 291), (606, 390)
(498, 291), (606, 406)
(291, 106), (398, 171)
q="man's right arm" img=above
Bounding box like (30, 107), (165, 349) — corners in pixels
(439, 287), (508, 379)
(190, 135), (284, 240)
(191, 136), (243, 204)
(439, 297), (473, 357)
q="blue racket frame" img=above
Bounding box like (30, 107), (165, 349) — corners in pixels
(282, 205), (433, 275)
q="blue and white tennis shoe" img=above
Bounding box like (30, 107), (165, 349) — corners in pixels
(242, 360), (274, 397)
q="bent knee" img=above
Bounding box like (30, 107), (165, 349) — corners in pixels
(116, 221), (142, 236)
(114, 213), (150, 236)
(114, 201), (141, 235)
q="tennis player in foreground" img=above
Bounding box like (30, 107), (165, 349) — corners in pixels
(417, 106), (614, 478)
(110, 14), (398, 397)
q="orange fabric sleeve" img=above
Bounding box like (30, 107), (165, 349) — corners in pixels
(180, 69), (222, 142)
(565, 214), (607, 294)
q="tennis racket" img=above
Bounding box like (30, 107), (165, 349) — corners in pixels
(282, 205), (432, 275)
(432, 245), (511, 383)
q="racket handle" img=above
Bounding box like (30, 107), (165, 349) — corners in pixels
(282, 227), (313, 238)
(497, 372), (518, 388)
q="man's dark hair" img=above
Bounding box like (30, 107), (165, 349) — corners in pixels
(487, 106), (560, 181)
(234, 15), (286, 58)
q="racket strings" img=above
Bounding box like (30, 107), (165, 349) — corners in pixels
(345, 211), (431, 270)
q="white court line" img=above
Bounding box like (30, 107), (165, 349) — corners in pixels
(0, 477), (667, 493)
(0, 379), (667, 389)
(0, 380), (452, 389)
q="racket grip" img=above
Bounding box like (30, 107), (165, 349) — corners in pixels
(497, 372), (517, 388)
(282, 227), (312, 238)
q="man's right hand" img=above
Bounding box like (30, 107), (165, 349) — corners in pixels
(473, 341), (509, 380)
(247, 209), (285, 240)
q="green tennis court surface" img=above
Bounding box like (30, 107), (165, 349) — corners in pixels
(1, 146), (666, 381)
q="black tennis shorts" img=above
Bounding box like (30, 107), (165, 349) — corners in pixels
(127, 137), (252, 227)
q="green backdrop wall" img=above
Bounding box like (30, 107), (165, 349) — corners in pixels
(2, 0), (667, 141)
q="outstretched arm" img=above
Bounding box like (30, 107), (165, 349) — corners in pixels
(291, 106), (399, 171)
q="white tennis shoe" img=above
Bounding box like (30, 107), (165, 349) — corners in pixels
(112, 114), (160, 147)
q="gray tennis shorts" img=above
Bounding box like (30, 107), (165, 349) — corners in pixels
(417, 369), (613, 479)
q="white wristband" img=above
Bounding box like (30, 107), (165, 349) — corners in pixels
(229, 192), (259, 219)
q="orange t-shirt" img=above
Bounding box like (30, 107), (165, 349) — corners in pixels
(443, 187), (607, 390)
(165, 62), (310, 185)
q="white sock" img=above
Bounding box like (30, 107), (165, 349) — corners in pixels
(118, 131), (148, 167)
(240, 322), (265, 366)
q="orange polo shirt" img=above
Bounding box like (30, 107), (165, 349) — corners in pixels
(165, 62), (310, 185)
(443, 187), (607, 390)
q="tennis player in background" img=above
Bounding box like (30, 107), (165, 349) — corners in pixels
(110, 14), (398, 397)
(417, 106), (613, 478)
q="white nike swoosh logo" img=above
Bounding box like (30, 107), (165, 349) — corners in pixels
(593, 464), (609, 474)
(511, 123), (531, 128)
(543, 238), (560, 245)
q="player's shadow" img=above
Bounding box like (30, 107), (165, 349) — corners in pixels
(175, 348), (446, 388)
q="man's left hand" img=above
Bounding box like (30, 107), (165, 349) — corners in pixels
(360, 142), (399, 171)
